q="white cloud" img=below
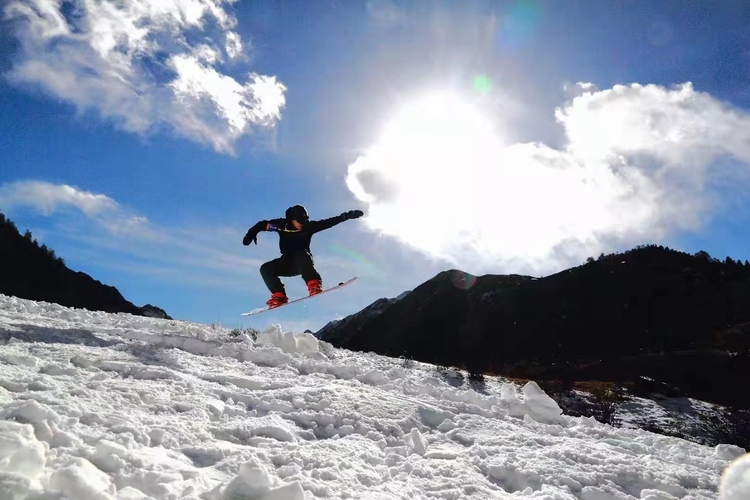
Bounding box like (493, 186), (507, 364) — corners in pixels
(3, 0), (285, 154)
(559, 83), (750, 168)
(169, 55), (285, 152)
(0, 180), (119, 217)
(0, 180), (264, 290)
(225, 31), (244, 60)
(346, 83), (750, 275)
(563, 81), (598, 99)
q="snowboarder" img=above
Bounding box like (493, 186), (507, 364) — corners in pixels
(242, 205), (364, 308)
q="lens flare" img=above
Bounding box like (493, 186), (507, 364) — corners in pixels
(496, 0), (540, 49)
(327, 244), (386, 282)
(473, 75), (492, 94)
(451, 271), (477, 290)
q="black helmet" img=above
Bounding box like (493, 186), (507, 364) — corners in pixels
(285, 205), (309, 222)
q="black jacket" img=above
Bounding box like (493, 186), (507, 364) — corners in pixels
(244, 215), (347, 255)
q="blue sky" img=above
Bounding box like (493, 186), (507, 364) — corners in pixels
(2, 0), (750, 332)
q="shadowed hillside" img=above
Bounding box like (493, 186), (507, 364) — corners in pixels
(0, 213), (171, 319)
(318, 245), (750, 408)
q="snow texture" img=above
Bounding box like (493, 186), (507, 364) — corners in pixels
(0, 293), (746, 499)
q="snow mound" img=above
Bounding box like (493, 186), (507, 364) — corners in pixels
(256, 325), (320, 354)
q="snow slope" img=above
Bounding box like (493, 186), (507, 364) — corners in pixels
(0, 293), (747, 500)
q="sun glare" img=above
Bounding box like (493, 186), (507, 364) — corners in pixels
(347, 91), (508, 259)
(379, 92), (498, 157)
(345, 89), (637, 271)
(345, 79), (750, 275)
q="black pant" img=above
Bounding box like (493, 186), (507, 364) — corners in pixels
(260, 251), (321, 294)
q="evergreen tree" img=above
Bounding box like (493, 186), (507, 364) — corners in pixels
(695, 250), (711, 260)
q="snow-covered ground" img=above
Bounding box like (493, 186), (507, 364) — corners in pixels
(0, 294), (748, 500)
(551, 387), (737, 450)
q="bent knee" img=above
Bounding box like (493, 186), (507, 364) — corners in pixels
(260, 262), (275, 273)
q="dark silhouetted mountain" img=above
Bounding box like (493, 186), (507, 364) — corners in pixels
(0, 212), (170, 319)
(315, 290), (410, 341)
(318, 245), (750, 408)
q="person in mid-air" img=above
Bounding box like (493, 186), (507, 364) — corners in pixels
(243, 205), (364, 308)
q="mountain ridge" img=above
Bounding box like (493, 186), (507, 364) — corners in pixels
(0, 212), (171, 319)
(318, 245), (750, 409)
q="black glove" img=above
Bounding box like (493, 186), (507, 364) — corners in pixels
(243, 230), (258, 246)
(342, 209), (364, 220)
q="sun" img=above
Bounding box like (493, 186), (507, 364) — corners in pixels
(375, 91), (501, 198)
(377, 91), (498, 166)
(346, 91), (504, 258)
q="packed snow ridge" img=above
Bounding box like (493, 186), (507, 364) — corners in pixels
(0, 293), (748, 500)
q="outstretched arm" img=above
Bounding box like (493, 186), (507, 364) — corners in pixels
(309, 210), (364, 234)
(242, 218), (286, 245)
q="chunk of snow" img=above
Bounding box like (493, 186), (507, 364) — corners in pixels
(640, 489), (679, 500)
(409, 428), (427, 456)
(500, 381), (564, 424)
(423, 448), (458, 459)
(357, 370), (389, 386)
(116, 486), (149, 499)
(418, 406), (455, 427)
(0, 421), (46, 478)
(220, 458), (305, 500)
(262, 481), (306, 500)
(48, 457), (115, 500)
(252, 425), (295, 442)
(256, 325), (320, 354)
(522, 381), (564, 423)
(437, 419), (455, 432)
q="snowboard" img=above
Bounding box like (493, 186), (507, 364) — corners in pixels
(241, 276), (359, 316)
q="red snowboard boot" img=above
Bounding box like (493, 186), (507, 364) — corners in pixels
(307, 279), (323, 296)
(266, 292), (288, 309)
